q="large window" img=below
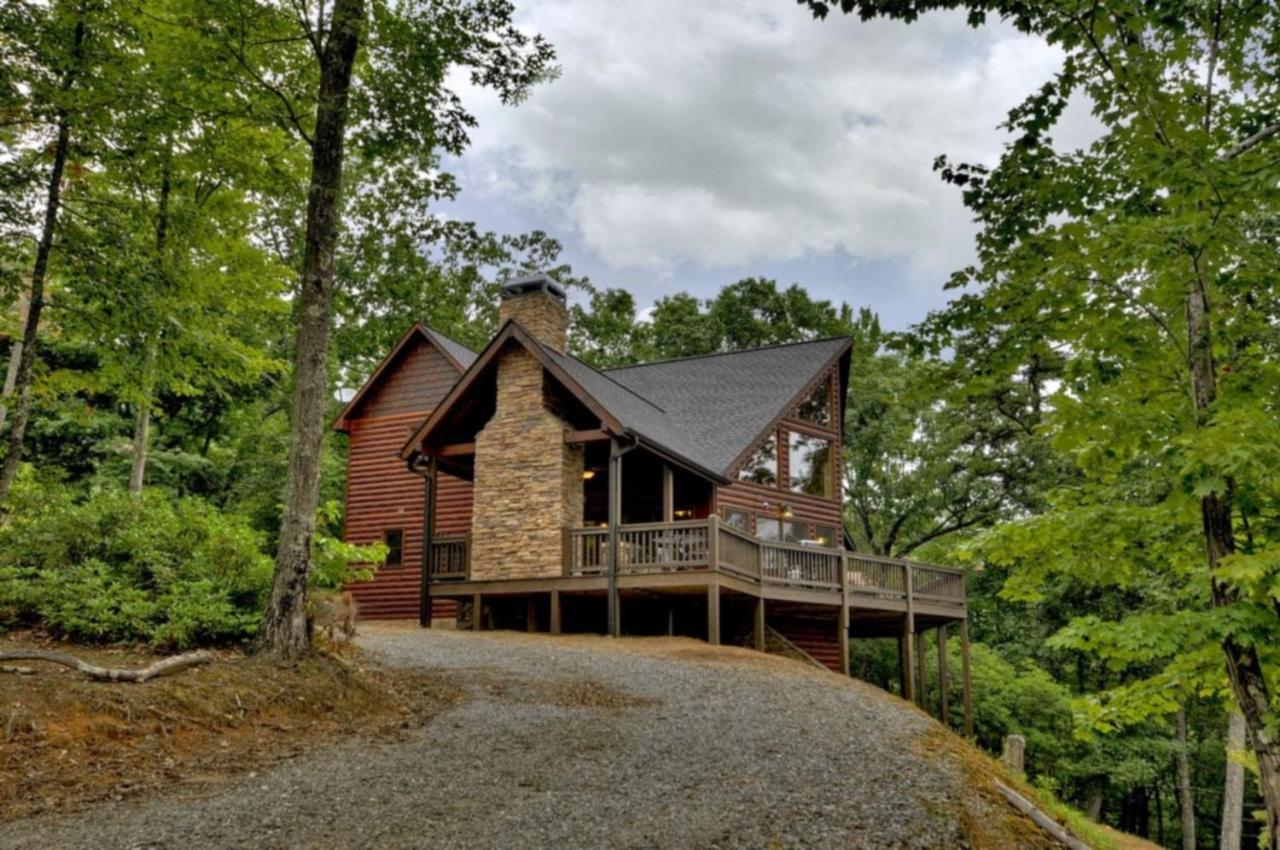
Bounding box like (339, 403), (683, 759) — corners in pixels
(788, 431), (833, 498)
(813, 526), (839, 548)
(383, 529), (404, 567)
(738, 433), (777, 486)
(756, 517), (780, 541)
(795, 377), (831, 427)
(782, 521), (807, 544)
(724, 509), (749, 531)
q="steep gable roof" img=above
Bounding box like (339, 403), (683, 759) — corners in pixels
(399, 322), (851, 483)
(422, 327), (478, 372)
(604, 337), (852, 475)
(332, 323), (477, 433)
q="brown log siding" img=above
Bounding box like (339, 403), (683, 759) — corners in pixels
(342, 336), (470, 620)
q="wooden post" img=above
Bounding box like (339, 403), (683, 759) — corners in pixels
(961, 618), (974, 737)
(550, 591), (562, 635)
(1002, 734), (1026, 774)
(838, 606), (850, 677)
(938, 624), (950, 727)
(662, 464), (674, 523)
(526, 596), (538, 632)
(902, 561), (916, 702)
(607, 438), (622, 637)
(707, 513), (720, 571)
(916, 631), (927, 711)
(471, 592), (482, 632)
(707, 582), (720, 645)
(838, 551), (850, 676)
(418, 455), (438, 628)
(898, 634), (909, 698)
(754, 596), (766, 652)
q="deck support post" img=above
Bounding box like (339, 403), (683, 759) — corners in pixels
(838, 606), (850, 677)
(961, 618), (974, 737)
(754, 596), (766, 652)
(902, 561), (916, 702)
(938, 624), (950, 727)
(916, 631), (927, 711)
(526, 596), (538, 632)
(707, 583), (720, 645)
(550, 591), (561, 635)
(418, 454), (438, 628)
(471, 592), (482, 632)
(898, 634), (909, 698)
(838, 552), (850, 676)
(607, 437), (622, 637)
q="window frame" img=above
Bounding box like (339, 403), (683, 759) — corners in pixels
(785, 429), (835, 499)
(383, 528), (404, 568)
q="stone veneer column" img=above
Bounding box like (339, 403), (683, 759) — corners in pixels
(469, 345), (584, 580)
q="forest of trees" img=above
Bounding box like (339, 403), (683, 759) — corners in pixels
(2, 0), (1279, 847)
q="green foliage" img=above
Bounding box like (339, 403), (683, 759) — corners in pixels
(0, 472), (272, 648)
(311, 500), (383, 590)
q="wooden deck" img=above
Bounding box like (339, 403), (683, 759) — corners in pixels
(423, 516), (972, 732)
(425, 517), (966, 620)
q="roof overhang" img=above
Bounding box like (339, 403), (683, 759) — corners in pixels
(332, 322), (470, 433)
(399, 320), (627, 461)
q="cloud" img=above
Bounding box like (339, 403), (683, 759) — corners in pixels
(447, 1), (1093, 288)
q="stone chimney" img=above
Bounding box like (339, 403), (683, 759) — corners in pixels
(498, 273), (568, 352)
(469, 271), (583, 582)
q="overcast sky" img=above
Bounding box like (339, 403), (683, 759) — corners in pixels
(440, 1), (1096, 330)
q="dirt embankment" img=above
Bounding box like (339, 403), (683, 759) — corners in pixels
(0, 631), (460, 821)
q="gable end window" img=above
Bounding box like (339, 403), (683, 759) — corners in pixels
(794, 375), (832, 428)
(737, 433), (778, 486)
(383, 529), (404, 567)
(788, 431), (833, 499)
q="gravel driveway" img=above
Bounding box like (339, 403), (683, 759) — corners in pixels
(2, 625), (1050, 849)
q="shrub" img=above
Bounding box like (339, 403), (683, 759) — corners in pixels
(0, 475), (274, 649)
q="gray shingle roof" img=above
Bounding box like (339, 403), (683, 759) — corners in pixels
(602, 338), (851, 476)
(423, 328), (478, 370)
(528, 335), (849, 479)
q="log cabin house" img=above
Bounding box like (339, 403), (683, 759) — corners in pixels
(335, 273), (971, 724)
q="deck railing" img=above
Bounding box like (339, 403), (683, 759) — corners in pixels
(431, 519), (964, 609)
(760, 539), (843, 590)
(567, 521), (712, 576)
(427, 533), (470, 581)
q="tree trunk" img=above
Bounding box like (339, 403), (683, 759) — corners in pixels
(1177, 706), (1197, 850)
(129, 156), (171, 499)
(128, 341), (156, 498)
(1184, 274), (1280, 847)
(0, 284), (31, 430)
(1221, 710), (1247, 850)
(256, 0), (364, 659)
(0, 17), (85, 503)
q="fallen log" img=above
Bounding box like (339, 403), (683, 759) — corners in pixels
(0, 649), (213, 682)
(994, 780), (1092, 850)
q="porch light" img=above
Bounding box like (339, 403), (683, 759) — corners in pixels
(781, 503), (794, 518)
(582, 469), (596, 480)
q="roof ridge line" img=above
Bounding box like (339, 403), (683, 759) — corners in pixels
(602, 335), (850, 372)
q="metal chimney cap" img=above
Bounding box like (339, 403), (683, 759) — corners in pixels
(501, 272), (566, 302)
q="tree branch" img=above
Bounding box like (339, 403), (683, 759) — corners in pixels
(0, 649), (213, 682)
